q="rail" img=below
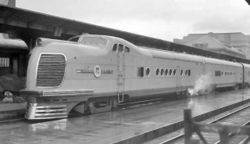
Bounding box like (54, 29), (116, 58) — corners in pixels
(184, 109), (250, 144)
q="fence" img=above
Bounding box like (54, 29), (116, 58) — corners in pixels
(184, 109), (250, 144)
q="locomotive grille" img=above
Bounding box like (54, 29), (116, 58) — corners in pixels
(36, 54), (66, 87)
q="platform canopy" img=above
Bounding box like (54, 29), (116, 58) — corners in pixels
(0, 38), (26, 49)
(0, 5), (249, 64)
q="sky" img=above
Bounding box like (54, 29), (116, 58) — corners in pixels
(16, 0), (250, 41)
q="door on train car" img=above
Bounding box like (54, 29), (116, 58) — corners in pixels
(116, 44), (126, 103)
(175, 66), (183, 93)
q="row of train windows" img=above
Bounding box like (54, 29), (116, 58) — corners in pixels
(112, 44), (130, 53)
(215, 71), (233, 77)
(137, 67), (191, 77)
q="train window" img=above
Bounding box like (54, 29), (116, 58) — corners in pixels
(146, 68), (150, 76)
(79, 37), (108, 47)
(169, 69), (172, 76)
(161, 69), (164, 76)
(165, 69), (168, 76)
(137, 67), (144, 77)
(188, 70), (191, 76)
(215, 71), (221, 77)
(173, 69), (176, 76)
(112, 44), (117, 52)
(118, 44), (123, 52)
(180, 70), (183, 76)
(185, 70), (191, 76)
(156, 68), (159, 76)
(0, 57), (10, 67)
(125, 46), (130, 53)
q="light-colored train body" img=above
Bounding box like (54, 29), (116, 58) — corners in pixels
(22, 35), (249, 120)
(243, 63), (250, 86)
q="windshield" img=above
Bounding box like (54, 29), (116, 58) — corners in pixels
(78, 36), (108, 47)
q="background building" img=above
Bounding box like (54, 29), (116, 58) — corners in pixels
(174, 32), (250, 59)
(0, 0), (28, 77)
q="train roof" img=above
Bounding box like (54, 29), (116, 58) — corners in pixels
(144, 47), (202, 62)
(203, 57), (241, 67)
(242, 63), (250, 68)
(76, 35), (245, 67)
(34, 35), (246, 68)
(78, 34), (137, 46)
(140, 46), (241, 67)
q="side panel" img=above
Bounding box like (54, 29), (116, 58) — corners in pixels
(204, 62), (242, 88)
(243, 63), (250, 85)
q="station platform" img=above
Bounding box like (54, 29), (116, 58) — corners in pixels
(0, 102), (25, 121)
(0, 89), (250, 144)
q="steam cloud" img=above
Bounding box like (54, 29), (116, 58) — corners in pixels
(188, 73), (213, 96)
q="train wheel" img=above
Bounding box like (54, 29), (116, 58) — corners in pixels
(86, 99), (113, 114)
(73, 102), (89, 115)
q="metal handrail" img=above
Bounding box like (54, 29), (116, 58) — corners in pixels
(184, 109), (250, 144)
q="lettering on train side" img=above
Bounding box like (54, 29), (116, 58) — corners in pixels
(76, 69), (92, 73)
(76, 68), (113, 75)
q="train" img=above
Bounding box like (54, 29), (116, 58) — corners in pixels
(20, 34), (250, 120)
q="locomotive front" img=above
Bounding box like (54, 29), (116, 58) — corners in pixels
(21, 38), (95, 120)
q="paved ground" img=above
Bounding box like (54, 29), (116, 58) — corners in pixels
(0, 89), (249, 144)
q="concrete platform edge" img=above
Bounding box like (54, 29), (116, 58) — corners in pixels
(0, 109), (25, 122)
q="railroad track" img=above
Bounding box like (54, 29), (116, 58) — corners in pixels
(147, 101), (250, 144)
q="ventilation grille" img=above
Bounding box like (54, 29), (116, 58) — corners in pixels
(36, 54), (66, 87)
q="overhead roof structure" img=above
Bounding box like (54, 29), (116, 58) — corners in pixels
(0, 5), (250, 63)
(0, 38), (26, 49)
(0, 38), (28, 54)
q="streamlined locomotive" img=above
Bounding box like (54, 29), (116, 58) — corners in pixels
(21, 34), (250, 120)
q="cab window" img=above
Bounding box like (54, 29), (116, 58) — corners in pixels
(112, 44), (117, 52)
(118, 44), (123, 52)
(137, 67), (144, 77)
(125, 46), (130, 53)
(79, 37), (108, 47)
